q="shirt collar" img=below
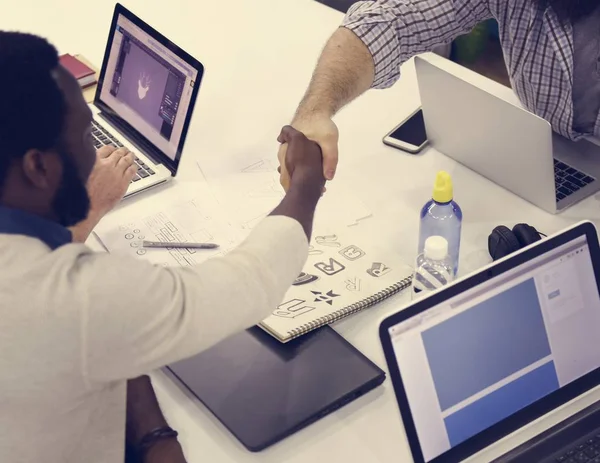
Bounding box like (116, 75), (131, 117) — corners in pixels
(0, 206), (72, 250)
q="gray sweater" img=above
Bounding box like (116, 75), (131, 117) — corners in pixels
(0, 215), (307, 462)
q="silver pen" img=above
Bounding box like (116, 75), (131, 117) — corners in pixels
(142, 240), (220, 250)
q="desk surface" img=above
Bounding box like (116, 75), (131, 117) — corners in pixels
(4, 1), (600, 461)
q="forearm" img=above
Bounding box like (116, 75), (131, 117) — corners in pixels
(84, 214), (309, 381)
(126, 376), (169, 445)
(69, 209), (103, 243)
(270, 178), (322, 240)
(294, 27), (374, 121)
(126, 376), (184, 463)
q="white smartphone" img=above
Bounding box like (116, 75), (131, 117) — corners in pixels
(382, 108), (429, 154)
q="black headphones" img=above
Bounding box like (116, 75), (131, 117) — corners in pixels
(488, 223), (546, 261)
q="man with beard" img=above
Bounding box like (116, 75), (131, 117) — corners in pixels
(276, 0), (600, 189)
(0, 32), (325, 462)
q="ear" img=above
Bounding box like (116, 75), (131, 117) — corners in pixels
(20, 150), (62, 190)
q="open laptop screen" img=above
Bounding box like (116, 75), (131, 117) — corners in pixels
(96, 4), (202, 169)
(387, 234), (600, 462)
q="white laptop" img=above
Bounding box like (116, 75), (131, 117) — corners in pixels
(90, 3), (203, 197)
(415, 55), (600, 214)
(380, 221), (600, 463)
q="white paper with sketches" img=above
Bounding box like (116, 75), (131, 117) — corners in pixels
(199, 163), (372, 232)
(93, 183), (241, 267)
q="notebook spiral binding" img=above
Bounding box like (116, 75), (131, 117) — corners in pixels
(286, 275), (413, 341)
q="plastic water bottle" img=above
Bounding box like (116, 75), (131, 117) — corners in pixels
(418, 171), (462, 276)
(412, 236), (454, 298)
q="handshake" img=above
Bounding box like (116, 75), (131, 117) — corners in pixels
(276, 126), (327, 195)
(277, 113), (339, 193)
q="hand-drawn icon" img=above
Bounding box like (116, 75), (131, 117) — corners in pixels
(133, 229), (141, 234)
(125, 233), (134, 240)
(345, 277), (362, 292)
(273, 299), (316, 319)
(315, 258), (346, 276)
(130, 242), (140, 248)
(293, 272), (319, 286)
(311, 290), (340, 306)
(308, 245), (323, 256)
(136, 249), (147, 256)
(137, 235), (145, 240)
(247, 179), (282, 198)
(339, 244), (366, 261)
(138, 72), (151, 100)
(315, 235), (341, 247)
(367, 262), (391, 278)
(241, 159), (274, 173)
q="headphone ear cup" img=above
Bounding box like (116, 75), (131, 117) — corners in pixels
(512, 223), (542, 248)
(488, 225), (521, 261)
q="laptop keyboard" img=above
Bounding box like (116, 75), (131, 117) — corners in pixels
(554, 432), (600, 462)
(554, 159), (595, 202)
(91, 119), (155, 183)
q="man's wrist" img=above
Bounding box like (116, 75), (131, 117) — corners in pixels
(294, 98), (335, 123)
(137, 426), (179, 459)
(143, 436), (185, 463)
(288, 174), (324, 203)
(68, 208), (104, 243)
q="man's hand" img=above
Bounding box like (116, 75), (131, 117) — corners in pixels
(270, 127), (325, 240)
(87, 145), (137, 217)
(277, 115), (338, 191)
(277, 125), (326, 193)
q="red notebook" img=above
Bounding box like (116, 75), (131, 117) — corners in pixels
(59, 54), (97, 88)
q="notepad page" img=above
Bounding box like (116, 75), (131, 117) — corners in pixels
(260, 229), (413, 342)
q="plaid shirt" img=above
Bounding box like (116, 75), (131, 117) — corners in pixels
(342, 0), (600, 140)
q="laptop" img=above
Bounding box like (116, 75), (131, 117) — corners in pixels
(415, 55), (600, 214)
(166, 326), (385, 452)
(379, 220), (600, 463)
(90, 3), (203, 197)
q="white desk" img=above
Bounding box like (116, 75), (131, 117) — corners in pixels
(5, 1), (600, 461)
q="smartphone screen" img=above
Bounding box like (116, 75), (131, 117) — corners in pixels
(389, 109), (427, 146)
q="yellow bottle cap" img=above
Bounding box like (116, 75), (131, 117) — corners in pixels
(432, 171), (453, 203)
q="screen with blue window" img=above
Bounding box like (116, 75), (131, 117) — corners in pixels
(389, 237), (600, 462)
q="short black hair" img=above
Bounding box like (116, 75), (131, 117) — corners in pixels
(0, 31), (66, 190)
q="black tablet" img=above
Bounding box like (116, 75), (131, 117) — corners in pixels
(167, 325), (385, 451)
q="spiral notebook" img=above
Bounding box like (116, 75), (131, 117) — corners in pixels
(259, 231), (413, 343)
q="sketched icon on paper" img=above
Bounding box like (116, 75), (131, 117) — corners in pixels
(308, 245), (323, 256)
(241, 159), (275, 173)
(314, 258), (346, 276)
(339, 245), (366, 261)
(247, 178), (282, 199)
(345, 277), (361, 292)
(273, 299), (316, 319)
(137, 72), (151, 99)
(293, 272), (319, 286)
(312, 290), (340, 306)
(367, 262), (391, 278)
(315, 235), (341, 247)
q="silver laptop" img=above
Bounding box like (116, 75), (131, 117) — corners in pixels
(90, 3), (203, 197)
(415, 55), (600, 214)
(380, 221), (600, 463)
